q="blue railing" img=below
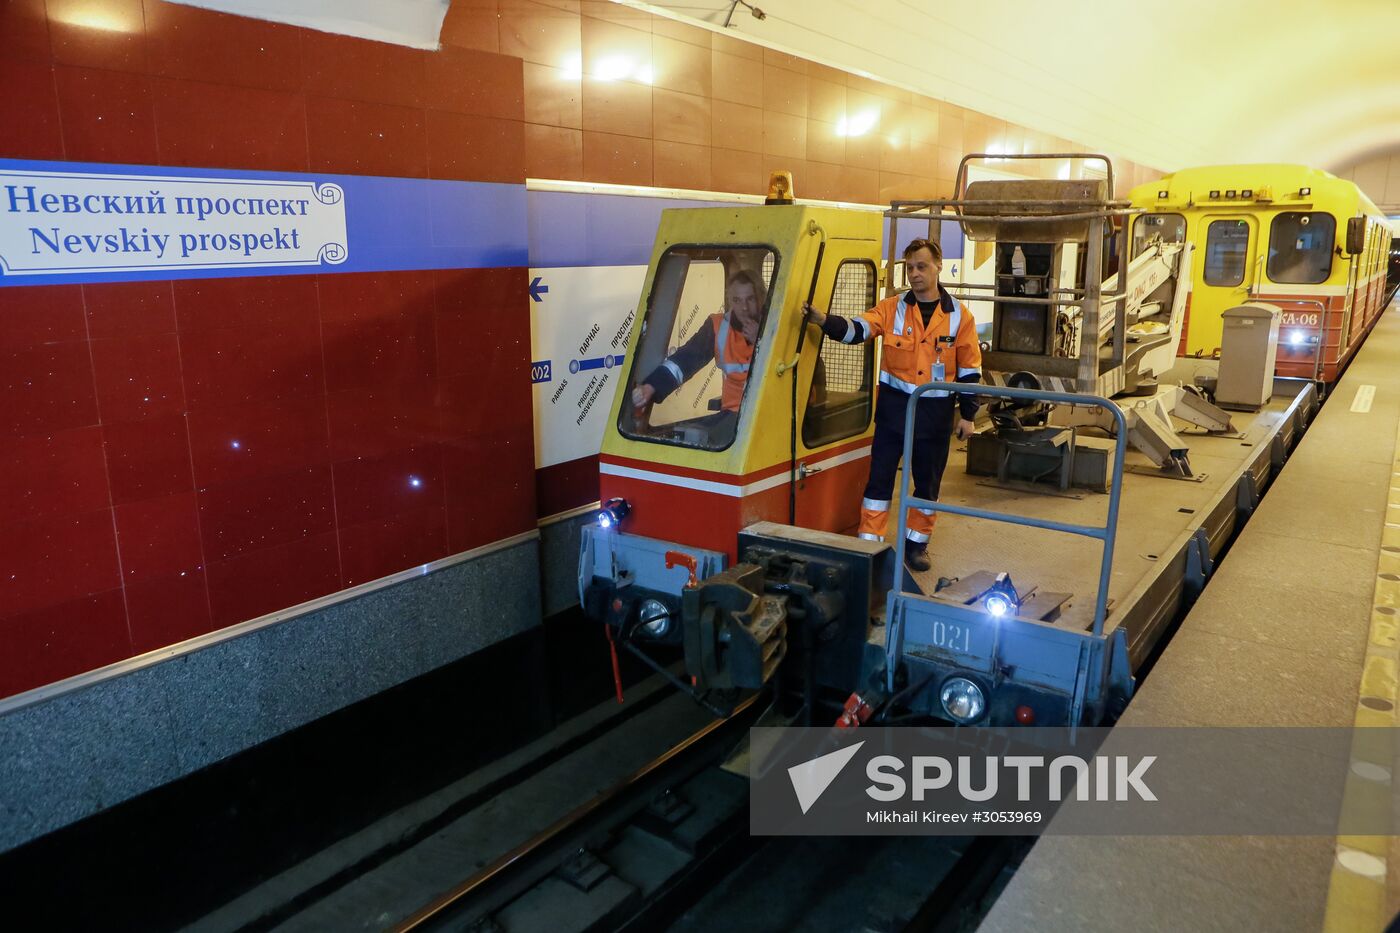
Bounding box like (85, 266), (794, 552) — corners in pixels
(891, 382), (1129, 638)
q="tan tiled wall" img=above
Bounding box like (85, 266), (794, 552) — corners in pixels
(452, 0), (1161, 201)
(1332, 151), (1400, 213)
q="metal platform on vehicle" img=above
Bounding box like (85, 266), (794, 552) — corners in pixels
(894, 370), (1316, 671)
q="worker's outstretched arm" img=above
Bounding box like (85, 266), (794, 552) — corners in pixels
(633, 324), (716, 406)
(802, 303), (883, 344)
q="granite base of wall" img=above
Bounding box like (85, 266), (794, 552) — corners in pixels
(539, 508), (597, 618)
(0, 537), (541, 854)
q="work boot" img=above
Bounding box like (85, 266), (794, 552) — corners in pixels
(905, 542), (931, 572)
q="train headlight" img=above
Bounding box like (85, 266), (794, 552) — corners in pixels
(939, 677), (986, 724)
(1288, 330), (1306, 347)
(980, 572), (1020, 619)
(598, 497), (631, 529)
(638, 598), (671, 637)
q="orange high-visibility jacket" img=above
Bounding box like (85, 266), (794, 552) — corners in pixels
(644, 312), (754, 412)
(828, 286), (981, 397)
(710, 313), (753, 411)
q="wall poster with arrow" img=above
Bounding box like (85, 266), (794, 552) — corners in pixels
(528, 264), (647, 470)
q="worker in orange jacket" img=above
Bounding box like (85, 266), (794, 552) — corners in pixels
(632, 268), (763, 415)
(805, 238), (981, 571)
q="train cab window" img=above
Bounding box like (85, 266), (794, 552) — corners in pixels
(1267, 212), (1335, 284)
(1131, 213), (1186, 257)
(803, 260), (877, 448)
(618, 246), (778, 451)
(1204, 219), (1249, 287)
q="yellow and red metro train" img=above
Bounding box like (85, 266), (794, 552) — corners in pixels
(1129, 164), (1391, 383)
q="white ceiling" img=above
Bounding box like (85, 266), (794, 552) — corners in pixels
(171, 0), (450, 49)
(630, 0), (1400, 174)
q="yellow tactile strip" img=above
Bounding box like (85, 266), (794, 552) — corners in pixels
(1321, 447), (1400, 933)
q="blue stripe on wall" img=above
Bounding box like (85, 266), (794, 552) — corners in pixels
(888, 216), (966, 261)
(526, 189), (964, 269)
(527, 190), (735, 269)
(0, 158), (527, 286)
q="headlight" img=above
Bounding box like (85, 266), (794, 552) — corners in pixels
(1288, 329), (1306, 347)
(939, 677), (986, 724)
(598, 497), (631, 529)
(638, 598), (671, 637)
(981, 572), (1020, 619)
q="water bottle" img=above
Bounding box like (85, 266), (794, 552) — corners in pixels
(1011, 244), (1027, 277)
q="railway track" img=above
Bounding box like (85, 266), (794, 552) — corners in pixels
(384, 695), (1027, 933)
(395, 694), (763, 932)
(186, 676), (1029, 933)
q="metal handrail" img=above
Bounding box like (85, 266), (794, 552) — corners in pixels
(889, 383), (1129, 640)
(1278, 297), (1330, 384)
(886, 204), (1136, 224)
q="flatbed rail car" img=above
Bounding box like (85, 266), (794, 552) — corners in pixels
(578, 166), (1318, 728)
(874, 373), (1315, 726)
(1128, 165), (1392, 384)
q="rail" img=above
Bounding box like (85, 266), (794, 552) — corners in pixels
(393, 693), (762, 931)
(1255, 297), (1329, 387)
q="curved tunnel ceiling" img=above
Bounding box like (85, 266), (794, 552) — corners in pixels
(632, 0), (1400, 175)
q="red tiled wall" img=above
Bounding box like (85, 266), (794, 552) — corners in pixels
(0, 0), (533, 698)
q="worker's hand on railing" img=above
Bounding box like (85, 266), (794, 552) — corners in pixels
(802, 303), (827, 328)
(631, 383), (656, 409)
(955, 418), (976, 441)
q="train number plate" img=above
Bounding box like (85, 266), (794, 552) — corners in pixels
(914, 618), (993, 663)
(1280, 311), (1321, 328)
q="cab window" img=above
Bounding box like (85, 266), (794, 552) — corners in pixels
(1267, 212), (1335, 285)
(1204, 219), (1249, 287)
(618, 246), (778, 451)
(803, 260), (876, 448)
(1132, 213), (1186, 257)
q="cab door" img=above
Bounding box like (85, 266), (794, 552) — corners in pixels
(793, 252), (880, 535)
(1186, 215), (1259, 356)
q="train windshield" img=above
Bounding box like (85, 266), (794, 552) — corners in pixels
(619, 246), (778, 451)
(1131, 213), (1186, 257)
(1204, 219), (1250, 287)
(1267, 212), (1335, 284)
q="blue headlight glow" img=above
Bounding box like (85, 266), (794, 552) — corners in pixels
(980, 572), (1020, 620)
(598, 497), (630, 530)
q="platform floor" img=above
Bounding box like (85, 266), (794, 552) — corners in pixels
(980, 302), (1400, 933)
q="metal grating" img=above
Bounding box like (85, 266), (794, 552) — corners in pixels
(821, 260), (876, 391)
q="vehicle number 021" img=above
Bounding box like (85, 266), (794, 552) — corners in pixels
(930, 620), (973, 654)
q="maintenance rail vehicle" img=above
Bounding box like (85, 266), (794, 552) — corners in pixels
(579, 154), (1319, 728)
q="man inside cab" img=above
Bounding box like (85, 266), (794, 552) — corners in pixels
(804, 238), (981, 571)
(631, 268), (763, 416)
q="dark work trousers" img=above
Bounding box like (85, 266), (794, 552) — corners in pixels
(862, 389), (956, 504)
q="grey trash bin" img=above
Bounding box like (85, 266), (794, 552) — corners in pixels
(1217, 303), (1281, 411)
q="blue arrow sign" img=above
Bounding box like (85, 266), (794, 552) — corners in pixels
(529, 276), (549, 302)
